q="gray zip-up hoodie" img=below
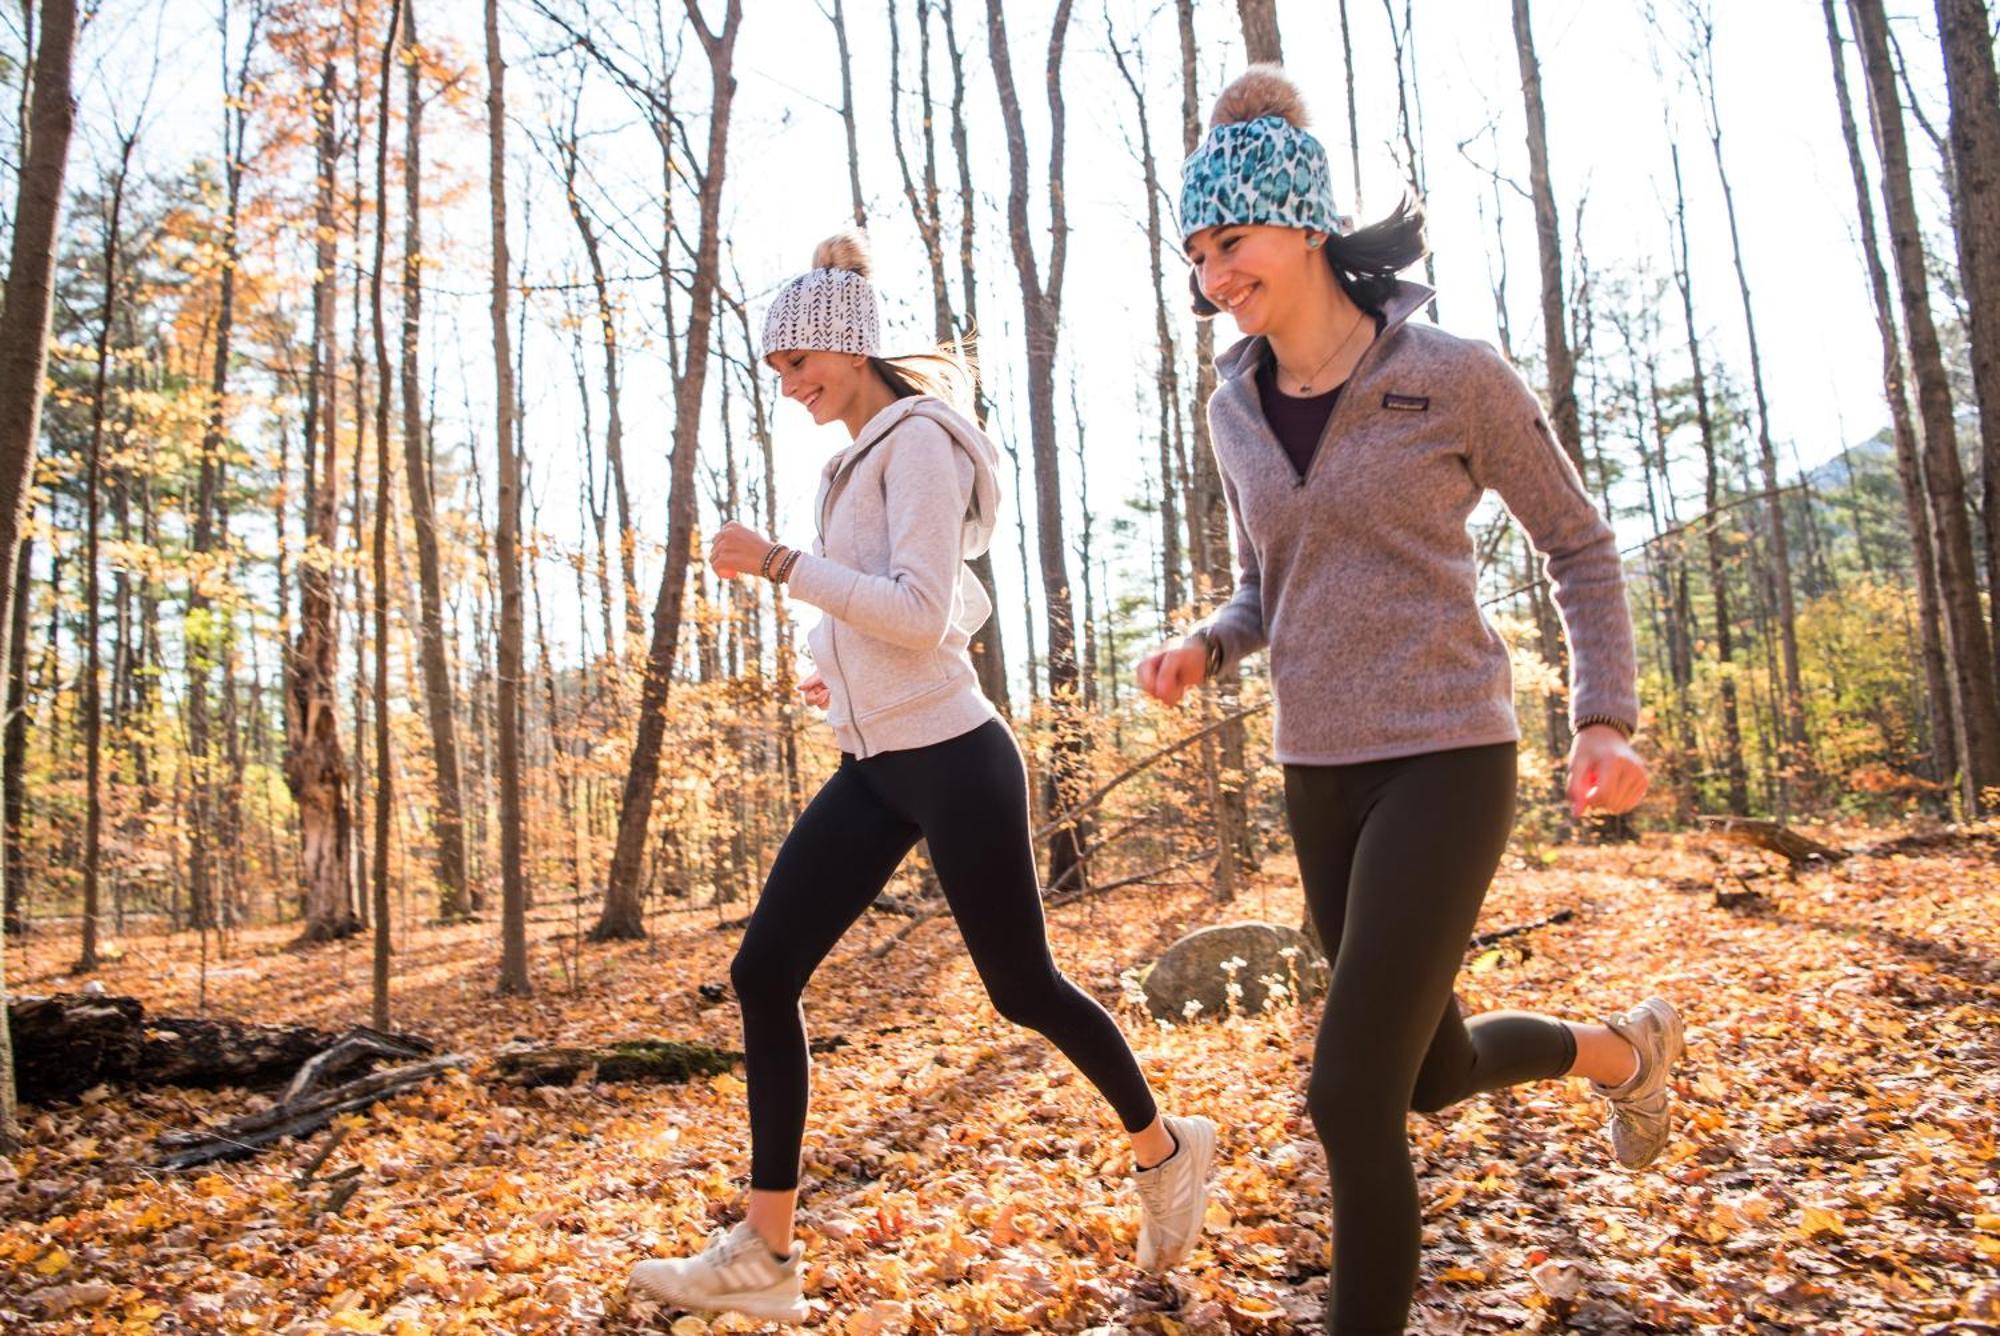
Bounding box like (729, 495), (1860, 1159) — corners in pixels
(1195, 279), (1639, 765)
(784, 395), (1002, 758)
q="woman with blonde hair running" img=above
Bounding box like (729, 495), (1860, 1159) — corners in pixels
(627, 231), (1216, 1323)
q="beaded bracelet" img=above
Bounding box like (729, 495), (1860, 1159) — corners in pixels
(758, 543), (785, 579)
(775, 548), (804, 583)
(1574, 714), (1636, 741)
(1191, 628), (1225, 681)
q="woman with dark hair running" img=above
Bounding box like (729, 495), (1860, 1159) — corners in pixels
(626, 231), (1216, 1323)
(1138, 67), (1684, 1334)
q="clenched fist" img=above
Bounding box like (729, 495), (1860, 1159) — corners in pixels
(1136, 637), (1210, 708)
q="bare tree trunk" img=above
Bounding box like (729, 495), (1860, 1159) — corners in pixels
(725, 287), (801, 809)
(1176, 0), (1243, 895)
(828, 0), (865, 227)
(1007, 438), (1038, 701)
(1510, 0), (1584, 811)
(216, 497), (246, 936)
(1338, 0), (1361, 213)
(0, 0), (79, 1153)
(1686, 1), (1808, 795)
(290, 56), (357, 945)
(77, 122), (138, 972)
(397, 0), (469, 925)
(888, 0), (951, 338)
(369, 0), (403, 1028)
(1383, 0), (1440, 317)
(1107, 29), (1184, 625)
(1853, 0), (2000, 810)
(987, 0), (1087, 885)
(893, 0), (1009, 715)
(1175, 0), (1220, 594)
(1511, 0), (1582, 474)
(3, 537), (28, 940)
(555, 117), (639, 652)
(1625, 318), (1695, 816)
(1070, 381), (1098, 714)
(1670, 146), (1749, 815)
(1234, 0), (1282, 64)
(1934, 0), (2000, 667)
(486, 0), (530, 992)
(598, 0), (743, 942)
(187, 10), (259, 934)
(1825, 0), (1957, 793)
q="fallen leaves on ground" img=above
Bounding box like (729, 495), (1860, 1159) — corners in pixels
(3, 822), (1997, 1332)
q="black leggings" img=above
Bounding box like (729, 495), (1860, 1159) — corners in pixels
(731, 719), (1159, 1191)
(1285, 742), (1577, 1335)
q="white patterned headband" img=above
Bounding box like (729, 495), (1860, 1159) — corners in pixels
(761, 231), (881, 359)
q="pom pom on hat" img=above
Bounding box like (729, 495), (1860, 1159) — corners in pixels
(1210, 63), (1308, 130)
(811, 228), (872, 277)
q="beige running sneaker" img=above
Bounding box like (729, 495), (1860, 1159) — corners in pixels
(1593, 996), (1685, 1169)
(627, 1221), (808, 1323)
(1133, 1114), (1218, 1272)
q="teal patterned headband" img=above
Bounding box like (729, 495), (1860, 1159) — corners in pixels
(1179, 115), (1340, 241)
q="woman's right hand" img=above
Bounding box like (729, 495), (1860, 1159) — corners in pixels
(1136, 638), (1210, 707)
(797, 671), (831, 710)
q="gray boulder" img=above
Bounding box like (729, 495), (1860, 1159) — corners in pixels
(1140, 922), (1328, 1024)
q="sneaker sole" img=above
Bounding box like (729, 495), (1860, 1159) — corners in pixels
(628, 1276), (808, 1324)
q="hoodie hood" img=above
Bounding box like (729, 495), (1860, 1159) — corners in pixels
(825, 394), (1001, 561)
(1213, 278), (1436, 382)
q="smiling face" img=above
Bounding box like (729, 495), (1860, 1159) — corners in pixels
(766, 347), (872, 427)
(1184, 222), (1324, 337)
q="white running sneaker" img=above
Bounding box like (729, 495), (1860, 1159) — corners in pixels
(627, 1220), (808, 1323)
(1594, 996), (1685, 1169)
(1133, 1114), (1218, 1272)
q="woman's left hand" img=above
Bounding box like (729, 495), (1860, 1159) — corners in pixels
(709, 521), (775, 580)
(1567, 724), (1648, 818)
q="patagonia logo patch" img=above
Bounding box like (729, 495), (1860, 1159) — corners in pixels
(1382, 393), (1430, 412)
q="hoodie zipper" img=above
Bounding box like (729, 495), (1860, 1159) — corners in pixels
(813, 404), (917, 759)
(826, 620), (867, 756)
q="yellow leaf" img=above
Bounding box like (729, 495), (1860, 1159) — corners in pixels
(1799, 1206), (1845, 1239)
(36, 1247), (70, 1275)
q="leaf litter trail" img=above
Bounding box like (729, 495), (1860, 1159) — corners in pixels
(3, 824), (1997, 1332)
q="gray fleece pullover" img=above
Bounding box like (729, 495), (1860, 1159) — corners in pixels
(785, 395), (1001, 758)
(1196, 280), (1639, 766)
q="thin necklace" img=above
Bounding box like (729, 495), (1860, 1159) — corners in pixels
(1282, 305), (1368, 395)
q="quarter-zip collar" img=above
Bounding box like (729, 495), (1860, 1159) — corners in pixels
(1213, 278), (1436, 488)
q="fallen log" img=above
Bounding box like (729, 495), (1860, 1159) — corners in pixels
(154, 1053), (472, 1170)
(151, 1027), (882, 1169)
(7, 992), (432, 1105)
(1698, 816), (1848, 867)
(492, 1038), (739, 1089)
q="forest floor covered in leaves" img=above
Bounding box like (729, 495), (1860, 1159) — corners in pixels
(3, 822), (1998, 1333)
